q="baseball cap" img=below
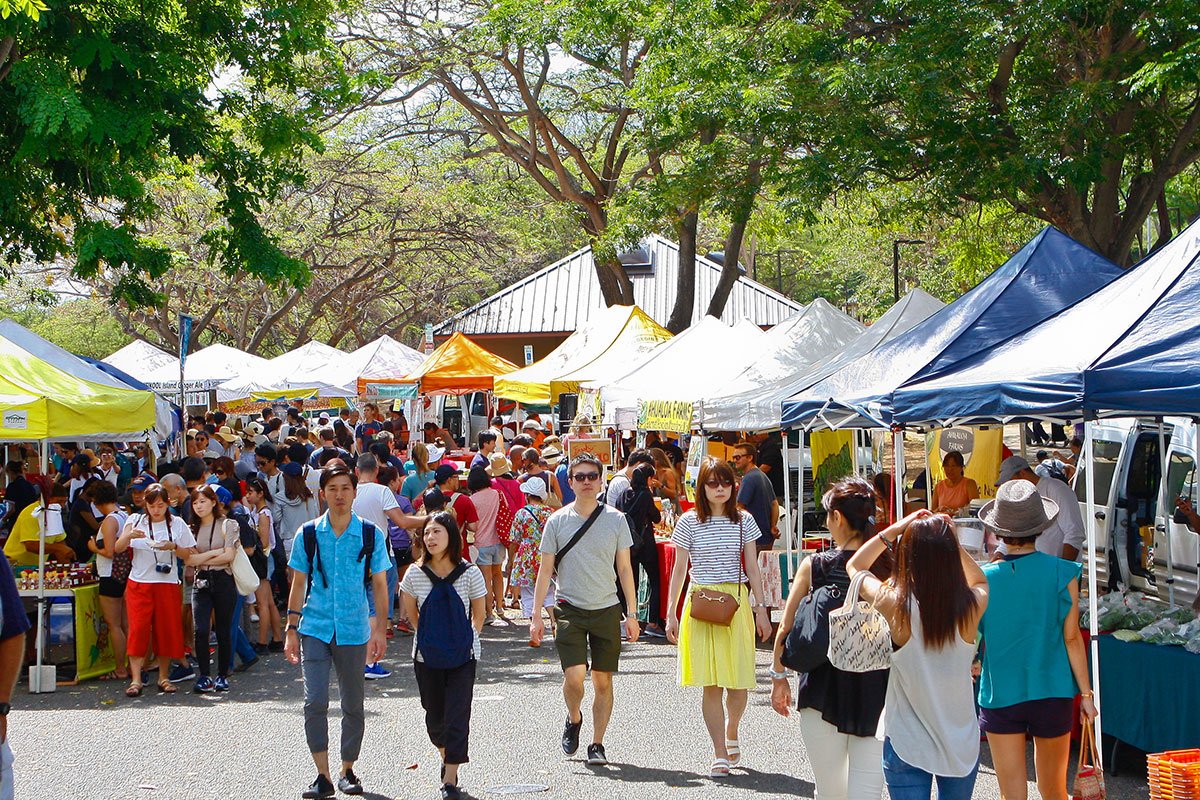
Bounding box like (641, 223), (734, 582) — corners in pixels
(434, 464), (458, 484)
(522, 419), (544, 431)
(318, 412), (330, 423)
(520, 476), (548, 499)
(213, 485), (233, 506)
(131, 473), (156, 491)
(281, 461), (304, 478)
(995, 455), (1032, 486)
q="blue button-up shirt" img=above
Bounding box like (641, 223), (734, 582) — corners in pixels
(288, 512), (391, 646)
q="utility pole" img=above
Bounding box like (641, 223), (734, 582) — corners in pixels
(893, 239), (926, 302)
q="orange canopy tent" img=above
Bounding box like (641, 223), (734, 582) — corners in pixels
(400, 332), (519, 395)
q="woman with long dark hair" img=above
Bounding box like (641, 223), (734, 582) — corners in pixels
(244, 478), (283, 653)
(665, 457), (773, 778)
(186, 485), (240, 692)
(399, 512), (486, 800)
(770, 475), (891, 800)
(846, 511), (989, 800)
(116, 484), (197, 696)
(615, 463), (664, 637)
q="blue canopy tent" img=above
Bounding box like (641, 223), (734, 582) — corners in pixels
(781, 227), (1122, 431)
(890, 219), (1200, 426)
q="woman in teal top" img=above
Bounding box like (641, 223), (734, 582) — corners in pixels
(401, 442), (436, 504)
(977, 480), (1097, 800)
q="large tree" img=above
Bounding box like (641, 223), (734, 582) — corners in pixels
(0, 0), (349, 305)
(783, 0), (1200, 265)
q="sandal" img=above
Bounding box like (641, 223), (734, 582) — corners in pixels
(125, 682), (144, 697)
(709, 758), (731, 778)
(99, 670), (128, 681)
(156, 679), (177, 694)
(725, 740), (741, 766)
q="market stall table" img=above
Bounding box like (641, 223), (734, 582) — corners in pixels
(19, 584), (116, 684)
(1096, 633), (1200, 756)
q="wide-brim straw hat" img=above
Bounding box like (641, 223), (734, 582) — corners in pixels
(487, 452), (514, 478)
(978, 480), (1059, 538)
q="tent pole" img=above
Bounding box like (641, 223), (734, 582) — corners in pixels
(891, 428), (905, 523)
(1019, 422), (1028, 462)
(925, 429), (935, 514)
(1157, 419), (1176, 607)
(35, 439), (48, 691)
(1082, 421), (1103, 764)
(781, 430), (793, 589)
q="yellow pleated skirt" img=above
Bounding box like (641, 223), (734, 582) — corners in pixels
(678, 582), (757, 690)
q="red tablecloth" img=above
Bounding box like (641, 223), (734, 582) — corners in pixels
(656, 540), (689, 621)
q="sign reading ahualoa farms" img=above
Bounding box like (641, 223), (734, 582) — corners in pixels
(637, 399), (693, 433)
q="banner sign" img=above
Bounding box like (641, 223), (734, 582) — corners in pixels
(2, 410), (28, 430)
(925, 426), (1004, 500)
(566, 437), (615, 469)
(179, 314), (193, 371)
(811, 429), (855, 496)
(576, 389), (603, 425)
(248, 388), (319, 403)
(684, 435), (707, 501)
(637, 399), (693, 433)
(363, 382), (419, 399)
(74, 583), (116, 681)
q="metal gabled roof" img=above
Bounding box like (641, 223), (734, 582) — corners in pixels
(435, 234), (804, 336)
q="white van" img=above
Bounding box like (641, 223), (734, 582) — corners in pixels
(1077, 418), (1200, 607)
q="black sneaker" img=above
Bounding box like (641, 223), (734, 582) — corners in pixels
(336, 769), (363, 795)
(586, 743), (608, 766)
(439, 784), (462, 800)
(561, 714), (582, 755)
(301, 774), (335, 799)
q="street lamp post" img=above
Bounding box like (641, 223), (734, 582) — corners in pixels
(892, 239), (926, 302)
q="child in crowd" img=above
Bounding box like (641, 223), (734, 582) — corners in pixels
(508, 477), (557, 636)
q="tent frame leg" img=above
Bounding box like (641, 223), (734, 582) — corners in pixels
(1083, 421), (1104, 767)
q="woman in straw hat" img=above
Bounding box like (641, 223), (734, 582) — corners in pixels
(976, 480), (1097, 800)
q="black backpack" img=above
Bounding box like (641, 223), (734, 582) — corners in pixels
(415, 562), (474, 670)
(781, 554), (847, 673)
(228, 506), (260, 551)
(1041, 459), (1070, 484)
(302, 519), (378, 598)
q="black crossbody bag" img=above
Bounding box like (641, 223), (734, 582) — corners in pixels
(551, 502), (605, 575)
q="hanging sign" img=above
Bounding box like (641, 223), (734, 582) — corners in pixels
(637, 399), (693, 434)
(565, 437), (615, 468)
(523, 345), (534, 366)
(179, 314), (194, 370)
(363, 382), (419, 399)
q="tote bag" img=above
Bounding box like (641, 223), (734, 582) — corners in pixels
(827, 570), (892, 673)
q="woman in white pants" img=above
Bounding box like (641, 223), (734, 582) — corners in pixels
(771, 476), (891, 800)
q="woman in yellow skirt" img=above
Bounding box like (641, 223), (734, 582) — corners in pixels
(665, 456), (774, 778)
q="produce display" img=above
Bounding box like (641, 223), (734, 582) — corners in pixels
(17, 563), (96, 591)
(1083, 592), (1200, 653)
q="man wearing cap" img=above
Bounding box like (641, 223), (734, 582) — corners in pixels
(434, 465), (478, 551)
(522, 419), (546, 448)
(994, 455), (1085, 561)
(543, 445), (574, 506)
(120, 472), (157, 515)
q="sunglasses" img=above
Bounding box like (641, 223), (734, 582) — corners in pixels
(731, 454), (751, 460)
(571, 472), (601, 482)
(705, 478), (735, 488)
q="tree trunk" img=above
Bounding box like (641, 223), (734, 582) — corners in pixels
(591, 239), (635, 306)
(666, 210), (698, 332)
(707, 160), (762, 319)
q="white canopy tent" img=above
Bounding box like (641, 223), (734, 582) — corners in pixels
(697, 297), (870, 431)
(102, 340), (178, 382)
(143, 343), (268, 400)
(217, 340), (345, 400)
(289, 335), (427, 398)
(586, 316), (768, 426)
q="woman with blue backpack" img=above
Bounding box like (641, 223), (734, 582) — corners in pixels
(400, 511), (487, 800)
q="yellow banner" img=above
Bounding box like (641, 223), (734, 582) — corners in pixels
(577, 389), (603, 424)
(924, 427), (1004, 501)
(637, 399), (694, 434)
(74, 584), (116, 681)
(811, 429), (855, 496)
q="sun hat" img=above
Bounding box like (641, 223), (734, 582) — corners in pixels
(487, 452), (514, 478)
(521, 476), (548, 499)
(994, 454), (1033, 486)
(215, 425), (238, 443)
(245, 421), (265, 436)
(434, 464), (459, 485)
(426, 444), (446, 463)
(977, 480), (1059, 538)
(318, 412), (330, 423)
(203, 445), (223, 460)
(541, 445), (564, 466)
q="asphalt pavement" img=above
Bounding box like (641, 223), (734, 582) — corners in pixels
(14, 619), (1148, 800)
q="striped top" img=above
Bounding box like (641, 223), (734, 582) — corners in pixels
(400, 562), (487, 662)
(672, 509), (760, 585)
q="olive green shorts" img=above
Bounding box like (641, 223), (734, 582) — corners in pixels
(554, 601), (623, 673)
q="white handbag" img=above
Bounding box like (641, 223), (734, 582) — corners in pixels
(827, 570), (893, 673)
(232, 547), (261, 596)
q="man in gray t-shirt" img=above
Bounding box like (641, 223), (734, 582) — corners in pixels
(734, 442), (778, 550)
(530, 452), (639, 768)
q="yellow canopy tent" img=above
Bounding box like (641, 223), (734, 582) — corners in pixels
(0, 331), (156, 440)
(494, 305), (672, 405)
(400, 332), (519, 396)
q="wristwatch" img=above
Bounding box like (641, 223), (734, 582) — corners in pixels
(0, 703), (11, 716)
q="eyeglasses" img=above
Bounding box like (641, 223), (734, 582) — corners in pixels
(571, 472), (601, 482)
(705, 478), (735, 488)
